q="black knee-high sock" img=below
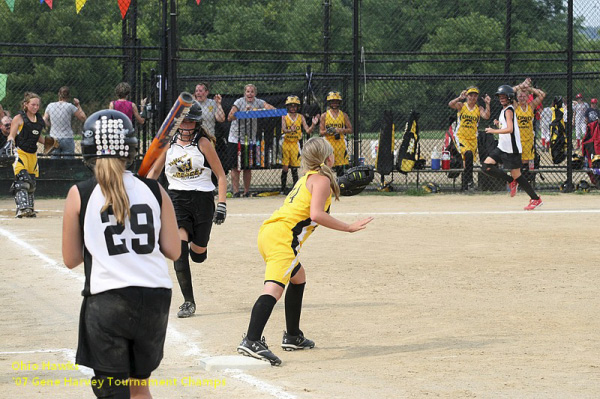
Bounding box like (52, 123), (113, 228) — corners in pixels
(516, 175), (540, 200)
(483, 163), (513, 183)
(291, 168), (299, 185)
(281, 170), (288, 191)
(285, 282), (305, 336)
(247, 294), (277, 342)
(174, 241), (194, 303)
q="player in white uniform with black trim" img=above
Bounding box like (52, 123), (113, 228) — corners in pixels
(483, 85), (543, 210)
(62, 109), (180, 399)
(148, 100), (228, 318)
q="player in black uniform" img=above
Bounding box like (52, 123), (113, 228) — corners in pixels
(1, 92), (53, 217)
(147, 101), (228, 318)
(62, 109), (180, 399)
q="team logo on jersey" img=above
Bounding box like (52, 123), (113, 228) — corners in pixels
(169, 155), (204, 179)
(32, 130), (40, 136)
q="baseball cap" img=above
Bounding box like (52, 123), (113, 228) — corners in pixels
(466, 87), (479, 95)
(576, 93), (583, 99)
(591, 98), (598, 104)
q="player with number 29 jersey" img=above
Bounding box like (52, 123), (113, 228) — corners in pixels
(77, 171), (172, 296)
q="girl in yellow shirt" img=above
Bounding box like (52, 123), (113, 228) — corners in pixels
(237, 137), (372, 366)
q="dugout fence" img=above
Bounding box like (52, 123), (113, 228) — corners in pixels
(0, 0), (598, 195)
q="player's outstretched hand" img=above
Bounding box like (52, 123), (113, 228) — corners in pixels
(347, 216), (374, 233)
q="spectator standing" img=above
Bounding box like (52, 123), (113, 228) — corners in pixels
(227, 84), (275, 197)
(62, 109), (180, 399)
(43, 86), (86, 158)
(539, 106), (552, 152)
(109, 82), (146, 126)
(0, 115), (11, 148)
(448, 86), (491, 191)
(319, 91), (352, 177)
(147, 101), (228, 318)
(194, 82), (225, 137)
(573, 93), (589, 150)
(585, 98), (599, 125)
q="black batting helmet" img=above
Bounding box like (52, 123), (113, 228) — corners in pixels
(81, 110), (137, 168)
(495, 85), (515, 102)
(183, 100), (203, 122)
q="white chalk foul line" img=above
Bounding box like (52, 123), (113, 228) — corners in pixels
(0, 225), (296, 399)
(226, 208), (600, 217)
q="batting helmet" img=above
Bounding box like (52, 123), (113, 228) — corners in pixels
(495, 85), (515, 102)
(326, 91), (342, 102)
(285, 96), (301, 106)
(183, 100), (203, 122)
(81, 110), (137, 168)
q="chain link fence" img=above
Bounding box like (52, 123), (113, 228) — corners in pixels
(1, 0), (599, 194)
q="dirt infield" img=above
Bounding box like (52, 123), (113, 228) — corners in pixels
(1, 193), (599, 398)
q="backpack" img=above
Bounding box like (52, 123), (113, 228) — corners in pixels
(396, 110), (420, 174)
(376, 110), (395, 176)
(445, 135), (463, 179)
(550, 105), (567, 164)
(477, 131), (498, 164)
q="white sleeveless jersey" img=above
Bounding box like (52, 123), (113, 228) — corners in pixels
(165, 143), (215, 192)
(77, 171), (172, 296)
(498, 105), (522, 154)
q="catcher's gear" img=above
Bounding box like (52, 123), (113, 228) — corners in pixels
(326, 91), (342, 102)
(1, 138), (14, 157)
(213, 202), (227, 225)
(423, 182), (440, 193)
(43, 136), (59, 155)
(285, 96), (301, 107)
(495, 85), (515, 102)
(337, 165), (375, 196)
(81, 109), (137, 168)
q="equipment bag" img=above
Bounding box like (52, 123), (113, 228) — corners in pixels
(376, 110), (395, 176)
(550, 105), (567, 164)
(395, 110), (420, 174)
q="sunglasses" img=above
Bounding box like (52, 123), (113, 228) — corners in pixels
(3, 124), (10, 128)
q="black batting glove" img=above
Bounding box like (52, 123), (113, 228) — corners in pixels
(213, 202), (227, 225)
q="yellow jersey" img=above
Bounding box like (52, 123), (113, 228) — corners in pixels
(456, 103), (480, 140)
(325, 110), (346, 134)
(516, 103), (534, 139)
(261, 171), (332, 247)
(283, 114), (302, 142)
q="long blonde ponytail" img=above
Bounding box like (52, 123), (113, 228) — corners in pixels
(94, 158), (130, 224)
(301, 137), (340, 200)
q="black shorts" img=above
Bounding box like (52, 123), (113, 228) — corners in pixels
(76, 287), (172, 379)
(488, 147), (522, 170)
(226, 142), (252, 171)
(169, 189), (215, 247)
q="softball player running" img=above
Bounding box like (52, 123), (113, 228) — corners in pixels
(280, 95), (318, 194)
(484, 85), (543, 210)
(237, 137), (373, 366)
(147, 100), (228, 318)
(62, 110), (180, 398)
(319, 91), (352, 176)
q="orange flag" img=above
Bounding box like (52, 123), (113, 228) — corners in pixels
(118, 0), (131, 19)
(45, 0), (53, 8)
(196, 0), (201, 4)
